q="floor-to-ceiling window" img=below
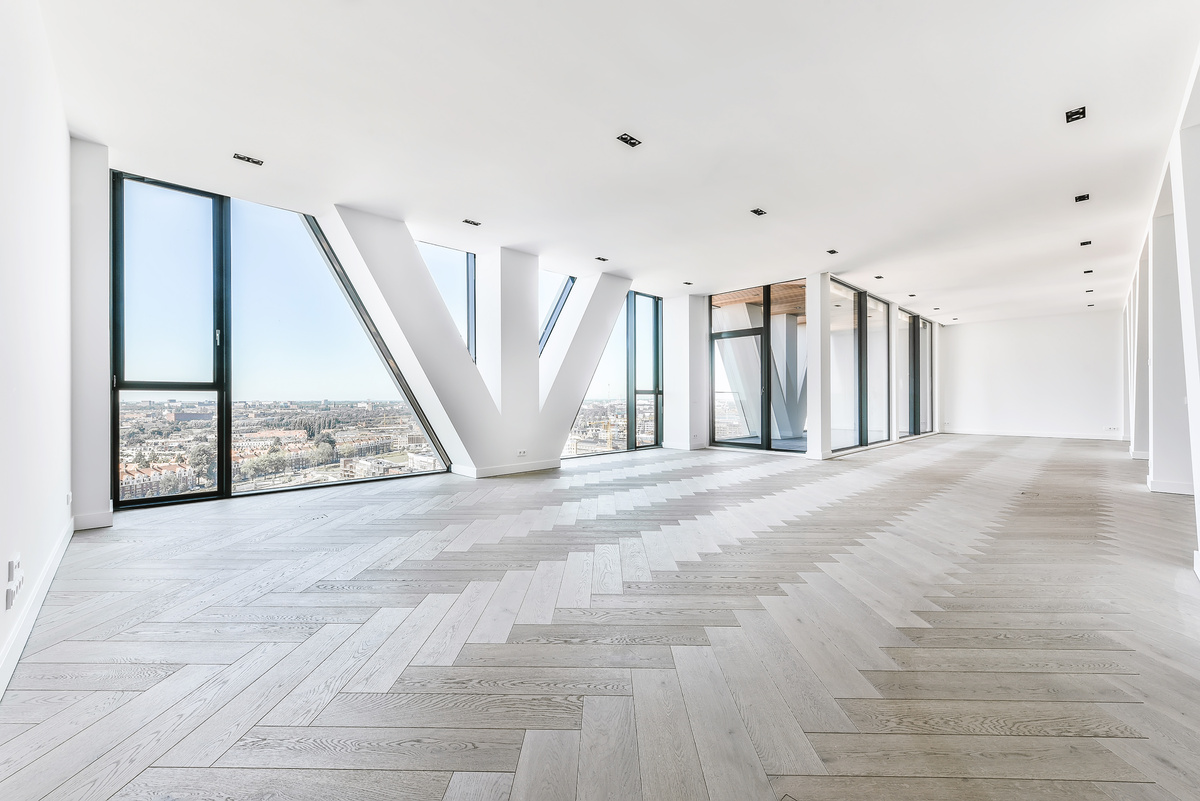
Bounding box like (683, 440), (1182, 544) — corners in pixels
(898, 310), (915, 437)
(769, 280), (809, 451)
(564, 291), (662, 456)
(829, 280), (860, 450)
(919, 317), (934, 433)
(113, 173), (447, 506)
(711, 286), (764, 446)
(865, 294), (889, 444)
(710, 281), (808, 451)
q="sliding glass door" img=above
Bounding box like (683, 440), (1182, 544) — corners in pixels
(710, 281), (807, 451)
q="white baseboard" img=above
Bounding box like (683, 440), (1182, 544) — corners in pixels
(73, 510), (113, 531)
(1130, 449), (1149, 460)
(1194, 551), (1200, 584)
(1147, 477), (1194, 496)
(1, 517), (74, 694)
(451, 458), (561, 479)
(661, 440), (708, 451)
(943, 428), (1123, 441)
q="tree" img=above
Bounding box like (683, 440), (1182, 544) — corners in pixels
(188, 443), (216, 485)
(159, 472), (181, 495)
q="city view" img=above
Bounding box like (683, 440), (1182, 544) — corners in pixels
(562, 396), (658, 455)
(117, 398), (443, 500)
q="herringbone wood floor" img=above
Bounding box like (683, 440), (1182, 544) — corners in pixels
(2, 435), (1199, 800)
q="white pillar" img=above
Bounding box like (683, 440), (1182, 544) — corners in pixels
(1130, 247), (1150, 459)
(806, 272), (832, 459)
(70, 139), (112, 530)
(1147, 211), (1192, 495)
(1169, 124), (1200, 577)
(663, 294), (710, 450)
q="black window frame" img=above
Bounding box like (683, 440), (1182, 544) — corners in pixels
(111, 171), (450, 510)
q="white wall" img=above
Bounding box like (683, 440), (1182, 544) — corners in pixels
(0, 0), (74, 690)
(940, 310), (1124, 439)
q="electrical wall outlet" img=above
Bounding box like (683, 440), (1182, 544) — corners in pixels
(5, 555), (23, 611)
(517, 450), (527, 457)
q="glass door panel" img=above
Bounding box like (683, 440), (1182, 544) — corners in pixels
(919, 319), (933, 433)
(865, 295), (889, 444)
(768, 280), (807, 452)
(897, 312), (914, 436)
(120, 179), (216, 383)
(117, 391), (219, 501)
(635, 395), (658, 447)
(829, 282), (860, 450)
(713, 335), (763, 445)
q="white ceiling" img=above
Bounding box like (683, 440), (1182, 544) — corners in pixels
(40, 0), (1200, 324)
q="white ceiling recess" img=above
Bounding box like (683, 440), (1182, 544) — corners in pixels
(40, 0), (1200, 324)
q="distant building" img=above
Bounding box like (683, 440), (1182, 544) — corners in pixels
(165, 411), (212, 422)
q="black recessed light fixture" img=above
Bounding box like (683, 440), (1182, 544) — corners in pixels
(1075, 193), (1090, 203)
(751, 208), (767, 216)
(1088, 304), (1095, 307)
(908, 294), (916, 297)
(874, 275), (884, 279)
(953, 317), (959, 320)
(233, 153), (263, 166)
(1086, 289), (1094, 293)
(1084, 269), (1094, 274)
(595, 256), (609, 262)
(826, 249), (838, 255)
(617, 133), (641, 147)
(933, 307), (940, 311)
(1080, 240), (1092, 246)
(683, 281), (693, 286)
(462, 219), (481, 226)
(1065, 106), (1087, 123)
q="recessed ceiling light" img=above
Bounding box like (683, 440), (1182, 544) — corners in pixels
(462, 219), (481, 226)
(1084, 269), (1093, 274)
(1080, 240), (1092, 246)
(751, 208), (767, 216)
(908, 294), (916, 297)
(1088, 304), (1095, 307)
(826, 249), (838, 255)
(233, 153), (263, 166)
(1086, 289), (1093, 293)
(683, 281), (693, 286)
(617, 133), (642, 147)
(933, 307), (940, 311)
(1065, 106), (1087, 123)
(874, 275), (884, 279)
(834, 304), (841, 307)
(1075, 193), (1090, 203)
(953, 317), (959, 320)
(595, 256), (609, 262)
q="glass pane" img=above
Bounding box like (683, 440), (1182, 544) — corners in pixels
(768, 280), (807, 452)
(231, 200), (445, 493)
(713, 335), (762, 445)
(865, 296), (889, 444)
(417, 242), (471, 350)
(829, 282), (860, 450)
(539, 270), (571, 339)
(117, 391), (218, 501)
(122, 180), (215, 382)
(635, 395), (657, 447)
(897, 312), (913, 437)
(711, 286), (764, 333)
(635, 294), (656, 391)
(920, 319), (933, 433)
(565, 303), (628, 456)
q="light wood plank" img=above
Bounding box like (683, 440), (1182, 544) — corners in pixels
(576, 696), (640, 801)
(510, 729), (579, 801)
